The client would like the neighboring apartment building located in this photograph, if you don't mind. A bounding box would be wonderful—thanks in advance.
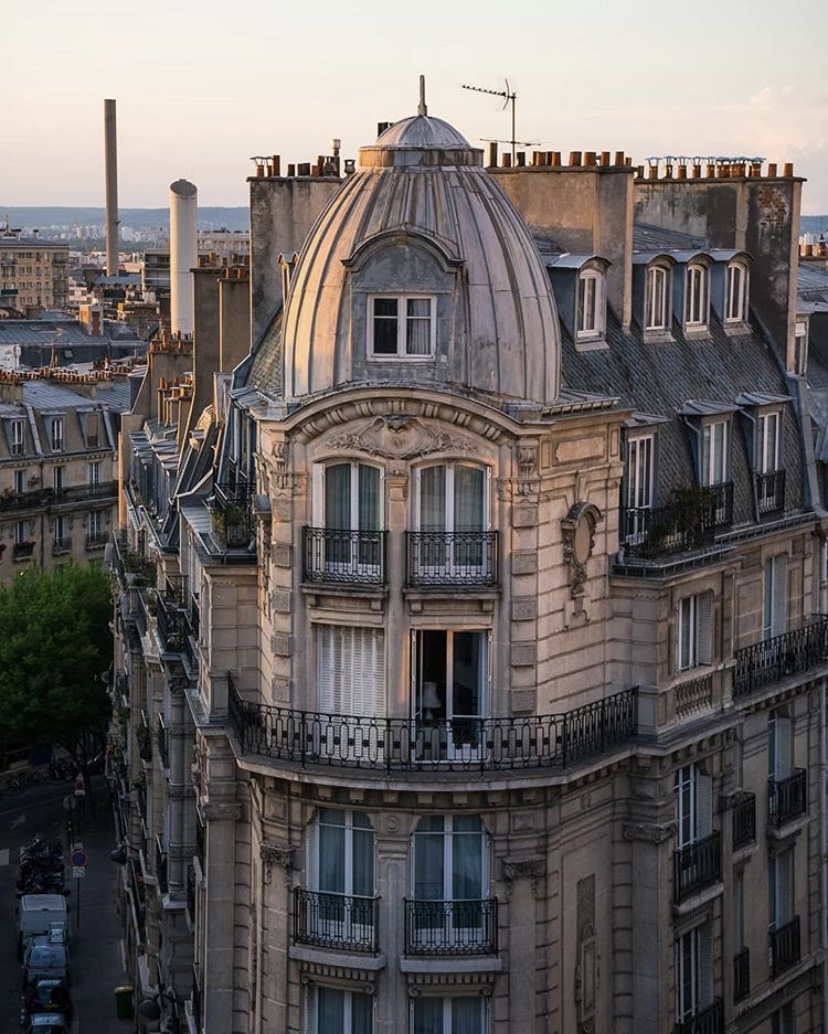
[110,100,828,1034]
[0,231,69,311]
[0,368,130,577]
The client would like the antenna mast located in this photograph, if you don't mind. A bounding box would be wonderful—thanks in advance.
[462,80,517,162]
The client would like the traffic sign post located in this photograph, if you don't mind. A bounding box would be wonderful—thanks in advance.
[71,849,87,929]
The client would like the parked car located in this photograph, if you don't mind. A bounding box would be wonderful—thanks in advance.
[19,1012,69,1034]
[23,976,72,1020]
[22,944,69,991]
[22,926,68,970]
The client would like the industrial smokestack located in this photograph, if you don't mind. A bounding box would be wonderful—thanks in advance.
[104,99,119,277]
[170,179,198,336]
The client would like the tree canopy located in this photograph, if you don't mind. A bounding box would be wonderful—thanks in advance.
[0,563,113,760]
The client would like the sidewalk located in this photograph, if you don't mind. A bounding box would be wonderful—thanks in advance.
[68,778,136,1032]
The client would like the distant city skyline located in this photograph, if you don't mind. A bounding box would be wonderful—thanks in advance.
[6,0,828,212]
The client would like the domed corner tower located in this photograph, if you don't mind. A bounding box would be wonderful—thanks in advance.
[279,94,562,407]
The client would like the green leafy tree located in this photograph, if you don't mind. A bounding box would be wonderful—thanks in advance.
[0,563,113,765]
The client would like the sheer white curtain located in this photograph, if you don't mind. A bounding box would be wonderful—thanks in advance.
[453,467,484,532]
[406,298,432,355]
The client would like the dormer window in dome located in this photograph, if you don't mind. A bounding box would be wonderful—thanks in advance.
[369,294,435,358]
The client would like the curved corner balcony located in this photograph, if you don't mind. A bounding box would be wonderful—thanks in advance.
[227,681,638,774]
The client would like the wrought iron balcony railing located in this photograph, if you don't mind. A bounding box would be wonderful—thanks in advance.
[621,483,733,560]
[756,469,786,515]
[293,888,379,953]
[228,682,637,773]
[674,831,722,902]
[12,541,35,560]
[733,947,750,1003]
[405,531,499,587]
[52,537,72,555]
[86,531,109,548]
[732,793,756,850]
[186,864,196,925]
[157,713,169,770]
[155,834,169,895]
[211,482,253,548]
[769,916,800,978]
[404,898,498,956]
[674,999,724,1034]
[303,527,387,585]
[768,769,807,827]
[733,617,828,698]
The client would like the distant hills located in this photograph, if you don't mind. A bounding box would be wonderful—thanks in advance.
[0,207,249,232]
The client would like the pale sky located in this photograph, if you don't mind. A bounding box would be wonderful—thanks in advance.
[5,0,828,213]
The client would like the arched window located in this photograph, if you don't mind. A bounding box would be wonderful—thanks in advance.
[576,268,605,339]
[645,265,671,331]
[685,264,709,328]
[726,261,749,323]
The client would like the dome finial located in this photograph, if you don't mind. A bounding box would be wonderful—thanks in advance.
[418,74,427,117]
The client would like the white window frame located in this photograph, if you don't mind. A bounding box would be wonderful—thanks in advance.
[13,469,26,495]
[50,417,64,452]
[88,510,103,539]
[675,924,713,1023]
[410,996,486,1034]
[677,592,713,672]
[701,420,729,487]
[685,263,709,329]
[14,520,29,546]
[87,461,101,488]
[412,463,491,580]
[53,465,65,492]
[312,462,383,577]
[10,419,24,456]
[412,629,490,761]
[305,809,376,948]
[411,815,490,951]
[763,556,787,641]
[757,410,781,475]
[54,514,68,548]
[624,434,654,545]
[368,294,435,359]
[769,847,794,929]
[306,985,374,1034]
[674,763,713,848]
[768,709,793,782]
[726,261,749,323]
[645,265,671,331]
[576,269,605,339]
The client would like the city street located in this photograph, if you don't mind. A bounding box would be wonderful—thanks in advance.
[0,775,136,1032]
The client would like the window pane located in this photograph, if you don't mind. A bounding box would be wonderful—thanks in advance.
[326,465,351,529]
[452,998,482,1034]
[420,467,446,530]
[358,465,380,531]
[412,998,443,1034]
[414,832,445,900]
[352,826,374,897]
[406,298,432,355]
[352,992,374,1034]
[373,298,398,354]
[452,828,482,900]
[318,988,345,1034]
[453,467,484,531]
[319,822,345,893]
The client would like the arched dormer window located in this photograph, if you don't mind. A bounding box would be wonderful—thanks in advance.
[685,263,710,330]
[576,267,606,340]
[645,264,671,331]
[726,261,749,323]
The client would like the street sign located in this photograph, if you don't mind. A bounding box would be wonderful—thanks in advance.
[70,849,87,867]
[72,866,86,879]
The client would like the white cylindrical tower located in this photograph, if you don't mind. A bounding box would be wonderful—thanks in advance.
[170,179,198,336]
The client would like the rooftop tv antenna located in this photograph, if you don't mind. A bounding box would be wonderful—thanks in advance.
[462,80,518,162]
